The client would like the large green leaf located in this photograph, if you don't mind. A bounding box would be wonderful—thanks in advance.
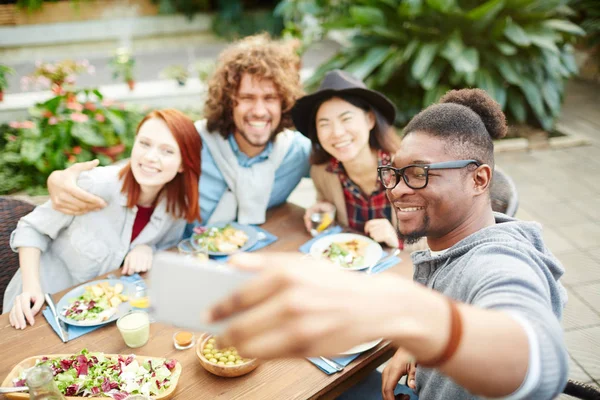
[467,0,506,31]
[495,41,518,55]
[504,19,531,46]
[495,57,522,84]
[398,0,423,17]
[420,61,445,90]
[440,31,464,61]
[452,47,480,74]
[519,78,552,130]
[105,110,127,135]
[423,84,450,107]
[349,6,385,26]
[345,46,394,80]
[411,42,440,80]
[506,89,527,123]
[559,45,578,75]
[20,139,46,163]
[425,0,456,13]
[373,50,407,86]
[541,80,561,117]
[475,70,507,108]
[542,19,586,35]
[526,28,560,53]
[71,123,107,146]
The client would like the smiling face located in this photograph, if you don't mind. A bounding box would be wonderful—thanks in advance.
[232,74,282,153]
[130,117,183,190]
[388,133,478,245]
[315,97,375,163]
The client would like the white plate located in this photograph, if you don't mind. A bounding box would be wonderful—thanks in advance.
[309,233,383,271]
[339,338,383,355]
[57,279,133,327]
[191,222,258,256]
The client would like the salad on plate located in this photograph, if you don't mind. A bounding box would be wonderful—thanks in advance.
[322,239,368,268]
[12,349,180,399]
[193,224,250,253]
[62,282,128,324]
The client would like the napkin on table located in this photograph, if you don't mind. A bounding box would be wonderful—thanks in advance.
[307,353,363,375]
[43,273,144,341]
[211,225,277,262]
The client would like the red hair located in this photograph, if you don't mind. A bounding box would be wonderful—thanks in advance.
[119,109,201,223]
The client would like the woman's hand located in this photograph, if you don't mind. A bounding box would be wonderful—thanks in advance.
[9,287,45,329]
[382,347,417,400]
[303,202,336,233]
[365,219,398,248]
[122,245,153,275]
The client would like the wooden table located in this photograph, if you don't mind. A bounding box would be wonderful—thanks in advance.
[0,203,414,400]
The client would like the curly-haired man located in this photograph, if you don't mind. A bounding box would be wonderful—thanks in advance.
[46,34,311,227]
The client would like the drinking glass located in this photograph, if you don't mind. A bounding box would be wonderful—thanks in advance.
[116,310,150,348]
[129,282,150,310]
[309,204,336,237]
[177,238,209,262]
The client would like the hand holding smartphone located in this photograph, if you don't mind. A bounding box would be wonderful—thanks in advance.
[148,252,255,334]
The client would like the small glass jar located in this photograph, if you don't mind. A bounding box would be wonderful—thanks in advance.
[173,331,195,350]
[26,365,66,399]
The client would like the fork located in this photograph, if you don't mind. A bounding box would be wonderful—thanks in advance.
[366,248,400,275]
[318,356,344,372]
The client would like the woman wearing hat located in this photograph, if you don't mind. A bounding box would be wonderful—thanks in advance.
[292,70,402,248]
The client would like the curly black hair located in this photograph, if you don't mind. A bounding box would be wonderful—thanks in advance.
[403,88,507,168]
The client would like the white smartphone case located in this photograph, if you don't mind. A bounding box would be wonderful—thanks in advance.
[148,251,255,334]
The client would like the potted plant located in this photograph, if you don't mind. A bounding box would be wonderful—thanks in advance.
[160,65,189,86]
[0,65,14,102]
[109,47,136,91]
[21,59,94,95]
[193,60,215,83]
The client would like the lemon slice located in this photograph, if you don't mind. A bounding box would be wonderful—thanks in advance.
[317,214,333,232]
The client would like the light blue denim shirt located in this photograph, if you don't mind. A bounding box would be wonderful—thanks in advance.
[187,130,311,236]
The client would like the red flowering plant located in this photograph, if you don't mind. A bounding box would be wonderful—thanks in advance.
[0,88,145,195]
[21,59,95,95]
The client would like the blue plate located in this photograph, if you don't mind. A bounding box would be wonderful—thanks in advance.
[56,279,133,327]
[191,222,258,256]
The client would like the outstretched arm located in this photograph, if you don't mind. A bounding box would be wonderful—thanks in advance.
[207,252,566,399]
[47,160,107,215]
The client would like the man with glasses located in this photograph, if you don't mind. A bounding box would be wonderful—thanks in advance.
[205,89,568,400]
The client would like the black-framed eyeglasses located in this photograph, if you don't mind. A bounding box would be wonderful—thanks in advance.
[377,160,482,190]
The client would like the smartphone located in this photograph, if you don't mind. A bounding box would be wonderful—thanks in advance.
[148,251,255,334]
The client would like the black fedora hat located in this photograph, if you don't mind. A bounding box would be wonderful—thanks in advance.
[292,69,396,139]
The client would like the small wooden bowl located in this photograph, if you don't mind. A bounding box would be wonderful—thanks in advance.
[195,334,258,378]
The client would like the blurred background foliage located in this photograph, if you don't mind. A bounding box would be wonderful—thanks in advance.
[277,0,585,131]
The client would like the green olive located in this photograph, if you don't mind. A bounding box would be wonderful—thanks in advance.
[209,358,218,363]
[223,351,231,357]
[227,355,236,362]
[208,338,216,344]
[226,361,235,366]
[217,361,225,365]
[205,343,213,350]
[215,353,223,359]
[219,357,228,362]
[235,359,244,365]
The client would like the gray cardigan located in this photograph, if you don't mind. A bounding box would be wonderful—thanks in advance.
[3,166,185,311]
[411,213,568,400]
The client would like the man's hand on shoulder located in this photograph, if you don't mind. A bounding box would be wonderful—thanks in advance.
[47,159,107,215]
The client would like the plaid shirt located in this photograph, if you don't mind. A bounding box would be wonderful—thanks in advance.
[327,150,394,235]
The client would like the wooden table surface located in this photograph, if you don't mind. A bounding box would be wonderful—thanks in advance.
[0,203,414,400]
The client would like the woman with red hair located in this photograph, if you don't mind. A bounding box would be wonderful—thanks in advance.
[5,109,202,330]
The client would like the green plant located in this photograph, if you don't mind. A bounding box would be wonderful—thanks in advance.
[0,89,145,195]
[21,59,94,94]
[160,64,189,85]
[0,65,15,92]
[279,0,585,131]
[109,47,136,83]
[193,60,215,83]
[572,0,600,47]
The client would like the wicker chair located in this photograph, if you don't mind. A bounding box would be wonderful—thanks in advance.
[0,197,35,314]
[563,379,600,399]
[490,167,519,217]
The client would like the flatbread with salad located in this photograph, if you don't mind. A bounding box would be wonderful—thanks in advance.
[192,223,251,254]
[7,349,181,399]
[61,282,129,325]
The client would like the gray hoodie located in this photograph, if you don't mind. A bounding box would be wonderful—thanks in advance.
[411,213,568,400]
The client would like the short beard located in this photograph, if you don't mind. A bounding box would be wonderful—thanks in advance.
[237,123,280,148]
[397,214,430,245]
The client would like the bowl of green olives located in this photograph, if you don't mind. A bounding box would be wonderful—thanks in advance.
[196,334,258,377]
